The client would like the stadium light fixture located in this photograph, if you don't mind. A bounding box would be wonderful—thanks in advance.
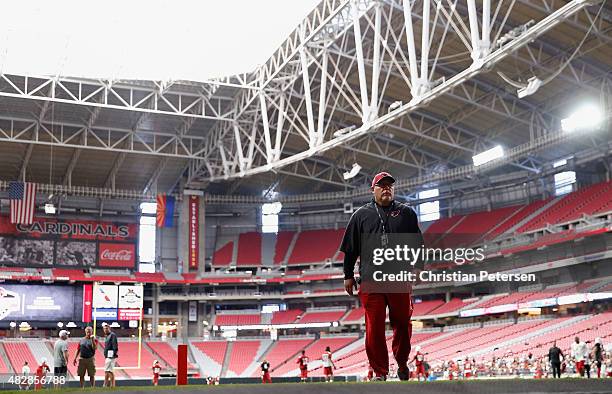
[517,76,542,98]
[110,322,121,328]
[472,145,504,167]
[561,103,603,132]
[333,125,356,138]
[343,163,362,180]
[66,322,77,328]
[45,203,56,214]
[57,322,64,328]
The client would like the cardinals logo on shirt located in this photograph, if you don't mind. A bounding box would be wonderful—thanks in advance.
[0,287,20,320]
[390,210,400,217]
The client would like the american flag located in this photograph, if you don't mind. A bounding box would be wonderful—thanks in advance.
[8,182,37,225]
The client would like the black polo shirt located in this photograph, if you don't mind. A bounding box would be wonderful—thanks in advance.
[340,199,423,280]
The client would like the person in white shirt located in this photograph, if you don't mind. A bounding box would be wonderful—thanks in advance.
[321,347,336,382]
[571,336,588,377]
[20,361,31,390]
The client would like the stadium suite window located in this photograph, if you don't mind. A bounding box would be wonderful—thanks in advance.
[417,189,440,222]
[139,203,157,270]
[554,171,576,196]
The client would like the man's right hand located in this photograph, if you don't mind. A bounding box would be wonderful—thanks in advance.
[344,278,356,296]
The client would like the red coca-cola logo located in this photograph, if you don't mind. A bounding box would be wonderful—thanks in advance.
[101,249,132,260]
[99,243,135,267]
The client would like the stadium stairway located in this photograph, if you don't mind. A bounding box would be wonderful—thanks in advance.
[27,341,53,368]
[231,240,239,266]
[4,342,39,376]
[113,340,164,379]
[239,339,273,377]
[261,313,273,325]
[511,197,563,234]
[147,341,187,371]
[250,341,296,377]
[478,205,527,242]
[281,232,299,266]
[261,233,276,267]
[263,338,315,377]
[220,341,233,377]
[426,215,466,247]
[189,340,227,378]
[0,343,12,374]
[457,294,501,311]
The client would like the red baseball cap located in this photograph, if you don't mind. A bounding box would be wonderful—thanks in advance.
[371,172,395,188]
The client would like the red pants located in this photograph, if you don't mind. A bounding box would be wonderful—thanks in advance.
[359,292,413,377]
[153,374,159,385]
[262,372,271,383]
[576,360,585,376]
[300,369,308,379]
[416,363,426,376]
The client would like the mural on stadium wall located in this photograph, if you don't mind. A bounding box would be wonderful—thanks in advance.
[0,216,138,269]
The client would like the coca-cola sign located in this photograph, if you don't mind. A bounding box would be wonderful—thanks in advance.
[101,249,132,261]
[98,243,136,268]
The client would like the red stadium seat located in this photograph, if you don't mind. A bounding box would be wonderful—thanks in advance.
[273,231,296,265]
[212,241,234,266]
[270,309,303,325]
[287,229,344,265]
[236,232,262,266]
[297,309,346,324]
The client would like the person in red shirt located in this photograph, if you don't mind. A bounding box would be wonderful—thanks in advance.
[321,347,336,382]
[296,350,309,382]
[411,346,426,381]
[34,359,50,390]
[152,360,162,386]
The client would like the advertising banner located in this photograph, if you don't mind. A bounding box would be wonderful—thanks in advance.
[99,243,136,268]
[188,196,199,270]
[92,285,119,309]
[0,216,138,269]
[0,284,79,321]
[118,285,144,309]
[92,308,118,321]
[82,284,93,323]
[188,301,197,322]
[118,309,143,320]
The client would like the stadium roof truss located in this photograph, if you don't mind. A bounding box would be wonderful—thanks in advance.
[0,0,610,202]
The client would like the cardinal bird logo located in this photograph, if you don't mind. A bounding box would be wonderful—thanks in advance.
[391,210,400,217]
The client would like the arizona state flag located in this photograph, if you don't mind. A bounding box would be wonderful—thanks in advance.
[156,195,175,228]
